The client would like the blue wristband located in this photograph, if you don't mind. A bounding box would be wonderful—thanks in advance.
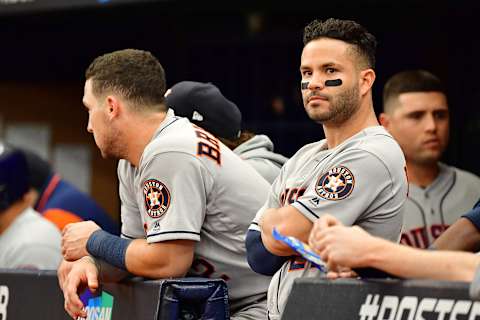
[86,230,132,270]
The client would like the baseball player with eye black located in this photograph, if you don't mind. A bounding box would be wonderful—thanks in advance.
[58,49,272,320]
[245,18,408,319]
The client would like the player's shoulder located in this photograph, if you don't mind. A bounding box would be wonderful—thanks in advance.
[447,164,480,187]
[289,140,326,161]
[138,116,202,169]
[355,126,401,151]
[352,126,404,166]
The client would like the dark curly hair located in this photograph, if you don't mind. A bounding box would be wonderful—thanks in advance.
[303,18,377,69]
[85,49,167,111]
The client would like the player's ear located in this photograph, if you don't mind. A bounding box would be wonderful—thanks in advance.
[106,95,120,120]
[378,113,390,128]
[359,69,375,96]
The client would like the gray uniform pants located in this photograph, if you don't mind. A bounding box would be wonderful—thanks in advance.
[230,293,267,320]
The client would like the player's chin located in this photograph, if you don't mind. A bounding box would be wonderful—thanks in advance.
[418,149,442,163]
[98,147,113,159]
[306,110,331,123]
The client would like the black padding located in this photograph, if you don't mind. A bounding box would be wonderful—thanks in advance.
[158,278,229,320]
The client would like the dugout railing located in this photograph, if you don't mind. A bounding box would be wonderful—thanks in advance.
[0,269,476,319]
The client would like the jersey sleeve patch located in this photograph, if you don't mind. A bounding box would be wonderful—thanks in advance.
[143,179,171,218]
[315,166,355,201]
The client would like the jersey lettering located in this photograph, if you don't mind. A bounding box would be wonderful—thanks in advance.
[190,258,230,281]
[431,224,448,239]
[195,130,220,149]
[288,257,307,271]
[280,188,306,206]
[404,166,409,197]
[288,257,323,272]
[195,128,222,165]
[401,224,449,248]
[0,286,8,320]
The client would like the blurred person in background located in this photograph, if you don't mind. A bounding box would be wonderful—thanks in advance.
[0,145,61,269]
[20,148,118,234]
[165,81,288,184]
[380,70,480,248]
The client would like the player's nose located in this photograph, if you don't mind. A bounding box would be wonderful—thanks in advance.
[87,116,93,133]
[424,113,437,133]
[307,74,325,91]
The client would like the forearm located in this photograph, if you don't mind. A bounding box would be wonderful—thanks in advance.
[433,218,480,252]
[125,239,193,279]
[367,239,480,281]
[260,208,297,256]
[87,230,193,279]
[93,258,131,282]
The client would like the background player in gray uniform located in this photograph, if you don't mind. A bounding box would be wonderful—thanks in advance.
[58,49,272,320]
[0,145,62,269]
[245,18,408,319]
[380,70,480,248]
[165,81,288,184]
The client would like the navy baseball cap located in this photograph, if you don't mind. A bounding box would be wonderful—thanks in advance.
[0,145,29,211]
[165,81,242,140]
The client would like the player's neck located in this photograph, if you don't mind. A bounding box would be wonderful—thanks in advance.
[406,161,440,188]
[0,200,29,235]
[323,103,378,149]
[124,111,167,167]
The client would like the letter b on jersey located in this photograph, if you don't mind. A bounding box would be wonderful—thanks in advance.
[0,286,8,320]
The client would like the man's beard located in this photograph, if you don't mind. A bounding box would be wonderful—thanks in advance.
[99,127,126,160]
[307,84,361,125]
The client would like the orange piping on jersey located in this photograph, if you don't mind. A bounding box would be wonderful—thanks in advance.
[43,208,83,231]
[36,173,61,212]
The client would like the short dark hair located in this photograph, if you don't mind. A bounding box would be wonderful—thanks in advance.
[383,70,445,113]
[85,49,167,111]
[303,18,377,69]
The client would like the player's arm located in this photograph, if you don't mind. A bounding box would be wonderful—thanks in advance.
[367,241,480,281]
[259,205,313,256]
[432,218,480,251]
[126,238,194,277]
[246,166,294,274]
[246,221,292,275]
[433,203,480,251]
[87,230,194,278]
[311,215,480,281]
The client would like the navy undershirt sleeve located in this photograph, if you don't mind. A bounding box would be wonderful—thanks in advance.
[245,229,290,276]
[462,200,480,231]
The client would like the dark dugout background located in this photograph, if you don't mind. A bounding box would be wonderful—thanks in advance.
[0,0,476,214]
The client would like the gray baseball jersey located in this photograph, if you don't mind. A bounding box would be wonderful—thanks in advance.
[401,163,480,248]
[248,126,408,319]
[0,207,62,269]
[118,109,272,303]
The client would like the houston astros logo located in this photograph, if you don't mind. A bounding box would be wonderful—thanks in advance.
[315,166,355,200]
[143,179,171,218]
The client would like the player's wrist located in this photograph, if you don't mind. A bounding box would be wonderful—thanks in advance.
[362,236,389,268]
[86,229,132,271]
